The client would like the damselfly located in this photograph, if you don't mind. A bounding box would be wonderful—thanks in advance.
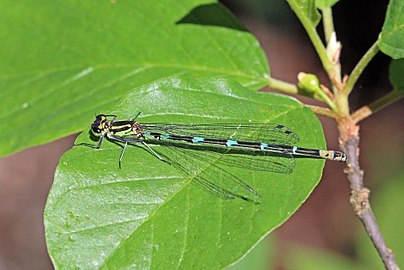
[78,114,347,203]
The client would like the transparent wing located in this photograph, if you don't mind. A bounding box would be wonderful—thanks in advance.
[158,145,261,203]
[141,123,300,145]
[218,148,295,174]
[149,140,296,203]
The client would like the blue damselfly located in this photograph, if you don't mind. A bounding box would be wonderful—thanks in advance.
[78,114,347,203]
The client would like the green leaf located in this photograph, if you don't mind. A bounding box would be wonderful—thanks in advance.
[379,0,404,59]
[389,59,404,91]
[315,0,339,9]
[45,76,327,269]
[226,237,273,270]
[287,0,321,28]
[0,0,268,157]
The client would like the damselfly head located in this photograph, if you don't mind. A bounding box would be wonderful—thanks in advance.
[91,114,108,137]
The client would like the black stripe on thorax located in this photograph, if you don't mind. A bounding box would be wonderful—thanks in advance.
[110,123,133,134]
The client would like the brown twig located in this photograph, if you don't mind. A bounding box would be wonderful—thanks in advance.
[352,91,404,123]
[338,118,399,270]
[307,105,338,119]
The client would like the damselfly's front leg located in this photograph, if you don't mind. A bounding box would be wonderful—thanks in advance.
[107,134,170,168]
[75,132,106,149]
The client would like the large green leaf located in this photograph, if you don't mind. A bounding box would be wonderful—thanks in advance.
[0,0,268,157]
[45,76,327,269]
[379,0,404,59]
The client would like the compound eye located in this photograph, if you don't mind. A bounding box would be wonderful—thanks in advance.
[91,126,102,136]
[95,114,106,121]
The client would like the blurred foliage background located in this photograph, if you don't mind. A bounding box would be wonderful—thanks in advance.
[222,0,403,269]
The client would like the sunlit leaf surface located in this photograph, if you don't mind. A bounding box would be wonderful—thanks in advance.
[45,77,327,269]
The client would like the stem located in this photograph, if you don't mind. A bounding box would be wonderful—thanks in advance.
[343,40,380,96]
[307,105,338,119]
[289,2,398,267]
[267,77,298,94]
[315,89,338,112]
[287,1,334,78]
[306,26,334,79]
[335,92,350,116]
[321,7,334,44]
[352,90,404,123]
[339,119,399,270]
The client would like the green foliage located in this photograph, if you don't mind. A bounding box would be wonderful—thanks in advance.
[315,0,339,9]
[379,0,404,59]
[0,0,268,157]
[287,0,321,27]
[44,76,327,269]
[285,246,369,270]
[389,59,404,91]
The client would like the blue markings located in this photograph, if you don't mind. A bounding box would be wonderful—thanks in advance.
[192,137,205,143]
[162,134,170,140]
[260,143,268,150]
[226,140,238,147]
